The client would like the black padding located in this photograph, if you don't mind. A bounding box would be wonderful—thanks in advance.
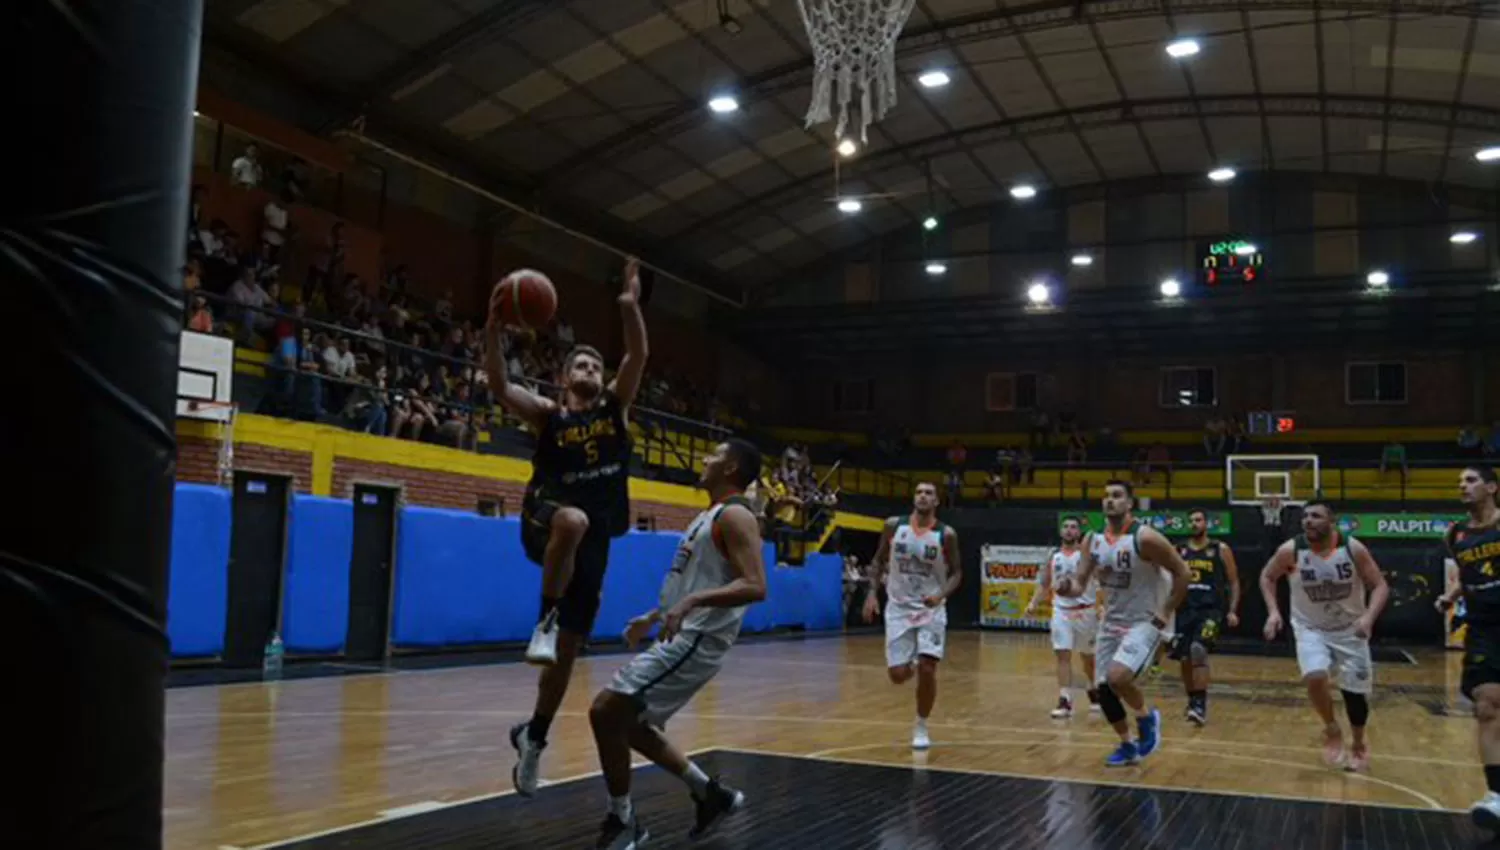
[5,2,203,846]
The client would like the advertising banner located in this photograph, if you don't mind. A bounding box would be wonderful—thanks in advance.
[980,544,1052,630]
[1061,510,1232,537]
[1335,513,1462,540]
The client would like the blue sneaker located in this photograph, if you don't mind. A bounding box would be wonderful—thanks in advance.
[1105,741,1140,767]
[1135,708,1162,758]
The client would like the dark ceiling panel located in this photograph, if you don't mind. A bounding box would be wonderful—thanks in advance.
[208,0,1498,297]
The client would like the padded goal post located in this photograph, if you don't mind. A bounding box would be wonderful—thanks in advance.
[1225,454,1321,507]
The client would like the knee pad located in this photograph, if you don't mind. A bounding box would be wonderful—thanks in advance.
[1189,641,1210,667]
[1097,683,1127,724]
[1342,690,1370,727]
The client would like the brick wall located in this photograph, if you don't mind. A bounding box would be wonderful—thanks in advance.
[177,435,701,530]
[179,437,314,492]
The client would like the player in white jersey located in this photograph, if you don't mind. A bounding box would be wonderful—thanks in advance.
[863,481,962,750]
[1026,515,1101,718]
[586,439,765,850]
[1261,501,1388,773]
[1056,480,1190,767]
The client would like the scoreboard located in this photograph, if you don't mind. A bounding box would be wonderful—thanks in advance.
[1247,411,1296,436]
[1201,239,1265,285]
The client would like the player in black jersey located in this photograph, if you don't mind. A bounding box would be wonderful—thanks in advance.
[484,257,648,798]
[1167,508,1241,726]
[1436,466,1500,831]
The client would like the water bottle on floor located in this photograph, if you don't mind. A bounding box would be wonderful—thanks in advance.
[263,631,285,681]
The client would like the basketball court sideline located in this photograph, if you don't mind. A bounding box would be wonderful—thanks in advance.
[166,631,1493,849]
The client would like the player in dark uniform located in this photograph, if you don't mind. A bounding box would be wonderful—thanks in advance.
[484,256,648,798]
[1168,508,1241,726]
[1436,466,1500,830]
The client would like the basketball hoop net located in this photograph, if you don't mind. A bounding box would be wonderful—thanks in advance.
[796,0,918,143]
[1260,496,1283,528]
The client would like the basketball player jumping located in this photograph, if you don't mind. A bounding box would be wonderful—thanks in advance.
[1056,480,1190,767]
[1168,508,1241,726]
[1025,515,1101,718]
[484,256,648,796]
[863,482,962,750]
[1435,467,1500,830]
[1261,502,1388,772]
[586,439,765,849]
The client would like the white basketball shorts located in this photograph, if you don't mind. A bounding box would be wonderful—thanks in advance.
[1050,604,1099,654]
[1293,625,1374,695]
[886,603,947,667]
[1094,620,1163,685]
[607,631,732,727]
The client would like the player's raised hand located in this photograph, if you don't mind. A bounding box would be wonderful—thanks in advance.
[1263,611,1283,641]
[619,256,641,305]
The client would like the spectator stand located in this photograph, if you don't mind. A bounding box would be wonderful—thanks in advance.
[190,290,740,488]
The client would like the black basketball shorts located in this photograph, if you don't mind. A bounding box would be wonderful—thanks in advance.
[1168,608,1222,661]
[1462,627,1500,700]
[520,498,613,637]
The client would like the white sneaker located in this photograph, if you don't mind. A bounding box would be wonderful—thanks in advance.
[1472,791,1500,832]
[510,721,544,796]
[911,720,931,750]
[525,611,558,666]
[1050,696,1074,719]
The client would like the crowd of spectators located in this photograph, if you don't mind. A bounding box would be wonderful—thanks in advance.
[184,142,735,454]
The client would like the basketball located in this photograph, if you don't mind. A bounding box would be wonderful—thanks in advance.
[490,268,557,330]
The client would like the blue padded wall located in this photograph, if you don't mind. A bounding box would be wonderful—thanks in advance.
[281,495,354,653]
[391,509,539,647]
[166,484,231,657]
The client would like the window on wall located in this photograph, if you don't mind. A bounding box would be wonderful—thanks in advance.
[986,373,1040,411]
[832,377,875,414]
[1159,367,1217,408]
[1346,361,1407,405]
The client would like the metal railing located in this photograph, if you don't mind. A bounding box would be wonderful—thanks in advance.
[187,290,733,470]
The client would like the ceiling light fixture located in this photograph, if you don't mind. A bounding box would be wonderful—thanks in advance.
[1476,146,1500,163]
[1451,231,1479,245]
[1010,184,1038,200]
[836,138,858,157]
[707,95,739,114]
[926,262,947,276]
[1234,243,1257,256]
[1071,254,1093,267]
[1208,166,1237,183]
[1160,278,1182,297]
[1366,270,1390,287]
[918,70,951,88]
[922,216,939,231]
[1166,39,1201,59]
[1027,282,1051,304]
[837,198,862,213]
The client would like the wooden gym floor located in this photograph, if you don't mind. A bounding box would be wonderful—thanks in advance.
[165,631,1494,849]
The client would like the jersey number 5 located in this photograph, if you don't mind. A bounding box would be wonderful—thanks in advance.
[585,439,599,465]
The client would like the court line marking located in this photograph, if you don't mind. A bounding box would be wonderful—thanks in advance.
[240,745,718,850]
[716,745,1460,815]
[167,707,1482,769]
[797,739,1447,811]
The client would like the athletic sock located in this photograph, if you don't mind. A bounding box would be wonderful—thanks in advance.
[1190,689,1208,708]
[682,761,712,798]
[527,713,553,744]
[1486,765,1500,794]
[1060,688,1072,701]
[538,596,560,624]
[609,795,633,822]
